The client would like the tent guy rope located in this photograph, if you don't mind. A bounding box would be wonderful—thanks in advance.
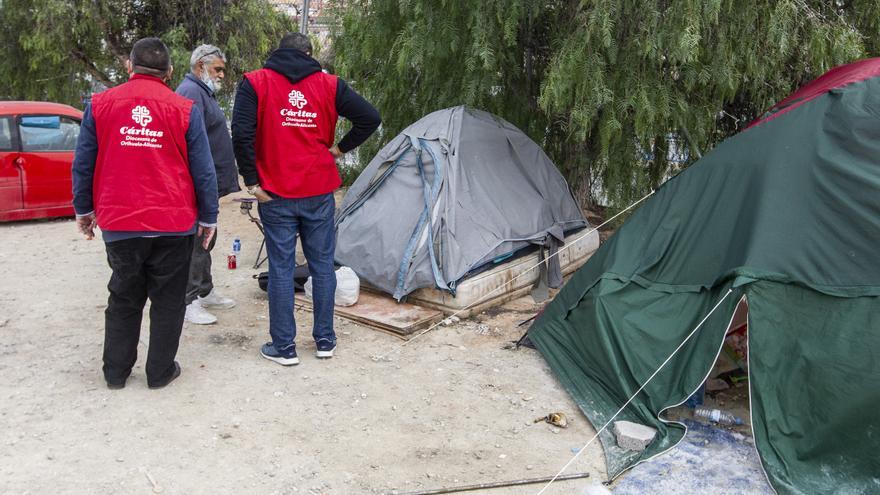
[534,288,735,495]
[399,189,657,348]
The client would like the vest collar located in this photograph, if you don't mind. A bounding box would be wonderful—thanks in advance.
[129,73,171,87]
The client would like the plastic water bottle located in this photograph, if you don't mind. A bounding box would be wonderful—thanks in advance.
[694,406,743,425]
[232,237,241,256]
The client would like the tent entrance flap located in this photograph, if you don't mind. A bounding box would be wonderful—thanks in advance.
[393,138,447,299]
[530,281,742,478]
[334,142,429,297]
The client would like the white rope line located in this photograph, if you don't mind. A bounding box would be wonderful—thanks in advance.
[533,288,734,494]
[399,189,656,348]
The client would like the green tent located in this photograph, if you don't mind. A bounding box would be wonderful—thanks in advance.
[529,59,880,494]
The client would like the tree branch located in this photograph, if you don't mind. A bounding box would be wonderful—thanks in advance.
[92,0,130,66]
[70,49,116,88]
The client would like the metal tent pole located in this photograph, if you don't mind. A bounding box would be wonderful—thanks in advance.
[393,472,591,495]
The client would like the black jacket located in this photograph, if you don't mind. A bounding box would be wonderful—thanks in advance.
[231,48,381,187]
[176,73,240,196]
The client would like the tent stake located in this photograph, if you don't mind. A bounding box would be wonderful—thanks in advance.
[392,472,590,495]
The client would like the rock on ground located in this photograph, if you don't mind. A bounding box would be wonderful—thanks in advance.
[613,421,657,452]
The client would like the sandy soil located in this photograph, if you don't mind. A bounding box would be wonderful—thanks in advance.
[0,196,607,495]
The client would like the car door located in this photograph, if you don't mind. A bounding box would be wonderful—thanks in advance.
[0,116,22,212]
[17,114,81,209]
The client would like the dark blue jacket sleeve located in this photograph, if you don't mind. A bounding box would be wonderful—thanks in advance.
[186,107,219,225]
[176,81,207,115]
[231,78,260,187]
[71,105,98,215]
[335,78,381,153]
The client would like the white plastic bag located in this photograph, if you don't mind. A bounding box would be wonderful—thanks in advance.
[334,266,360,306]
[304,277,313,299]
[303,266,360,307]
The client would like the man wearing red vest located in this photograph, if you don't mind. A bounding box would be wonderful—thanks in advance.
[72,38,219,389]
[232,33,380,366]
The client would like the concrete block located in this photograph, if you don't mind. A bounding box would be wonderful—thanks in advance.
[613,421,657,452]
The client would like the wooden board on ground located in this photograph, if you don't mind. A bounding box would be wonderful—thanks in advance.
[295,291,443,339]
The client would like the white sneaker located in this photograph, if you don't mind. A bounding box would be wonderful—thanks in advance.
[199,289,235,309]
[185,300,218,325]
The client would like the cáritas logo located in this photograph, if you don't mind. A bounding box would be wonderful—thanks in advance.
[120,104,164,146]
[280,89,318,126]
[288,90,308,109]
[131,105,153,127]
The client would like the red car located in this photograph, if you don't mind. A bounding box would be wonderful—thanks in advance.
[0,101,83,222]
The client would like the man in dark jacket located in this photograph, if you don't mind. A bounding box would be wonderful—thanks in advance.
[72,37,218,389]
[232,33,380,366]
[176,44,239,325]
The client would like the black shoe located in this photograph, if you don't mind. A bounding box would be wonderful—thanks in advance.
[148,362,181,389]
[106,379,126,390]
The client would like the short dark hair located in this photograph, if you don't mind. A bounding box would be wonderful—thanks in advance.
[279,33,312,55]
[130,37,171,74]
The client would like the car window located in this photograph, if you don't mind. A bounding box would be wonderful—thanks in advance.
[19,115,80,152]
[0,118,13,151]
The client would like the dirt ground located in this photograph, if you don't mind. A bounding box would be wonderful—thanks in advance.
[0,196,609,495]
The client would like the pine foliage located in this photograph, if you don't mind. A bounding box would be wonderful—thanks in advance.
[0,0,293,111]
[335,0,880,209]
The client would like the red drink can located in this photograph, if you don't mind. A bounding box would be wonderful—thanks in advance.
[227,254,237,269]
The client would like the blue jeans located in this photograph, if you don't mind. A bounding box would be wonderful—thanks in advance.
[258,192,337,350]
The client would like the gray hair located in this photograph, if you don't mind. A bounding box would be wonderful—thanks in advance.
[190,44,226,69]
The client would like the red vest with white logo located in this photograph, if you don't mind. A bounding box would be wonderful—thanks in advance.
[90,74,196,232]
[244,69,340,198]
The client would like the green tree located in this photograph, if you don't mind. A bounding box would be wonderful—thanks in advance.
[540,0,879,207]
[335,1,548,186]
[335,0,880,209]
[0,0,293,110]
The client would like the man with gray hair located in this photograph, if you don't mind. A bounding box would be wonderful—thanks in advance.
[176,44,240,324]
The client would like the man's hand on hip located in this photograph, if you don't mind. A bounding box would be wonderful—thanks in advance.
[248,184,273,203]
[253,188,273,203]
[197,225,216,250]
[329,145,344,160]
[76,213,97,240]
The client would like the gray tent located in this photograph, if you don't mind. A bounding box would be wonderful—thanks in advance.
[335,106,588,300]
